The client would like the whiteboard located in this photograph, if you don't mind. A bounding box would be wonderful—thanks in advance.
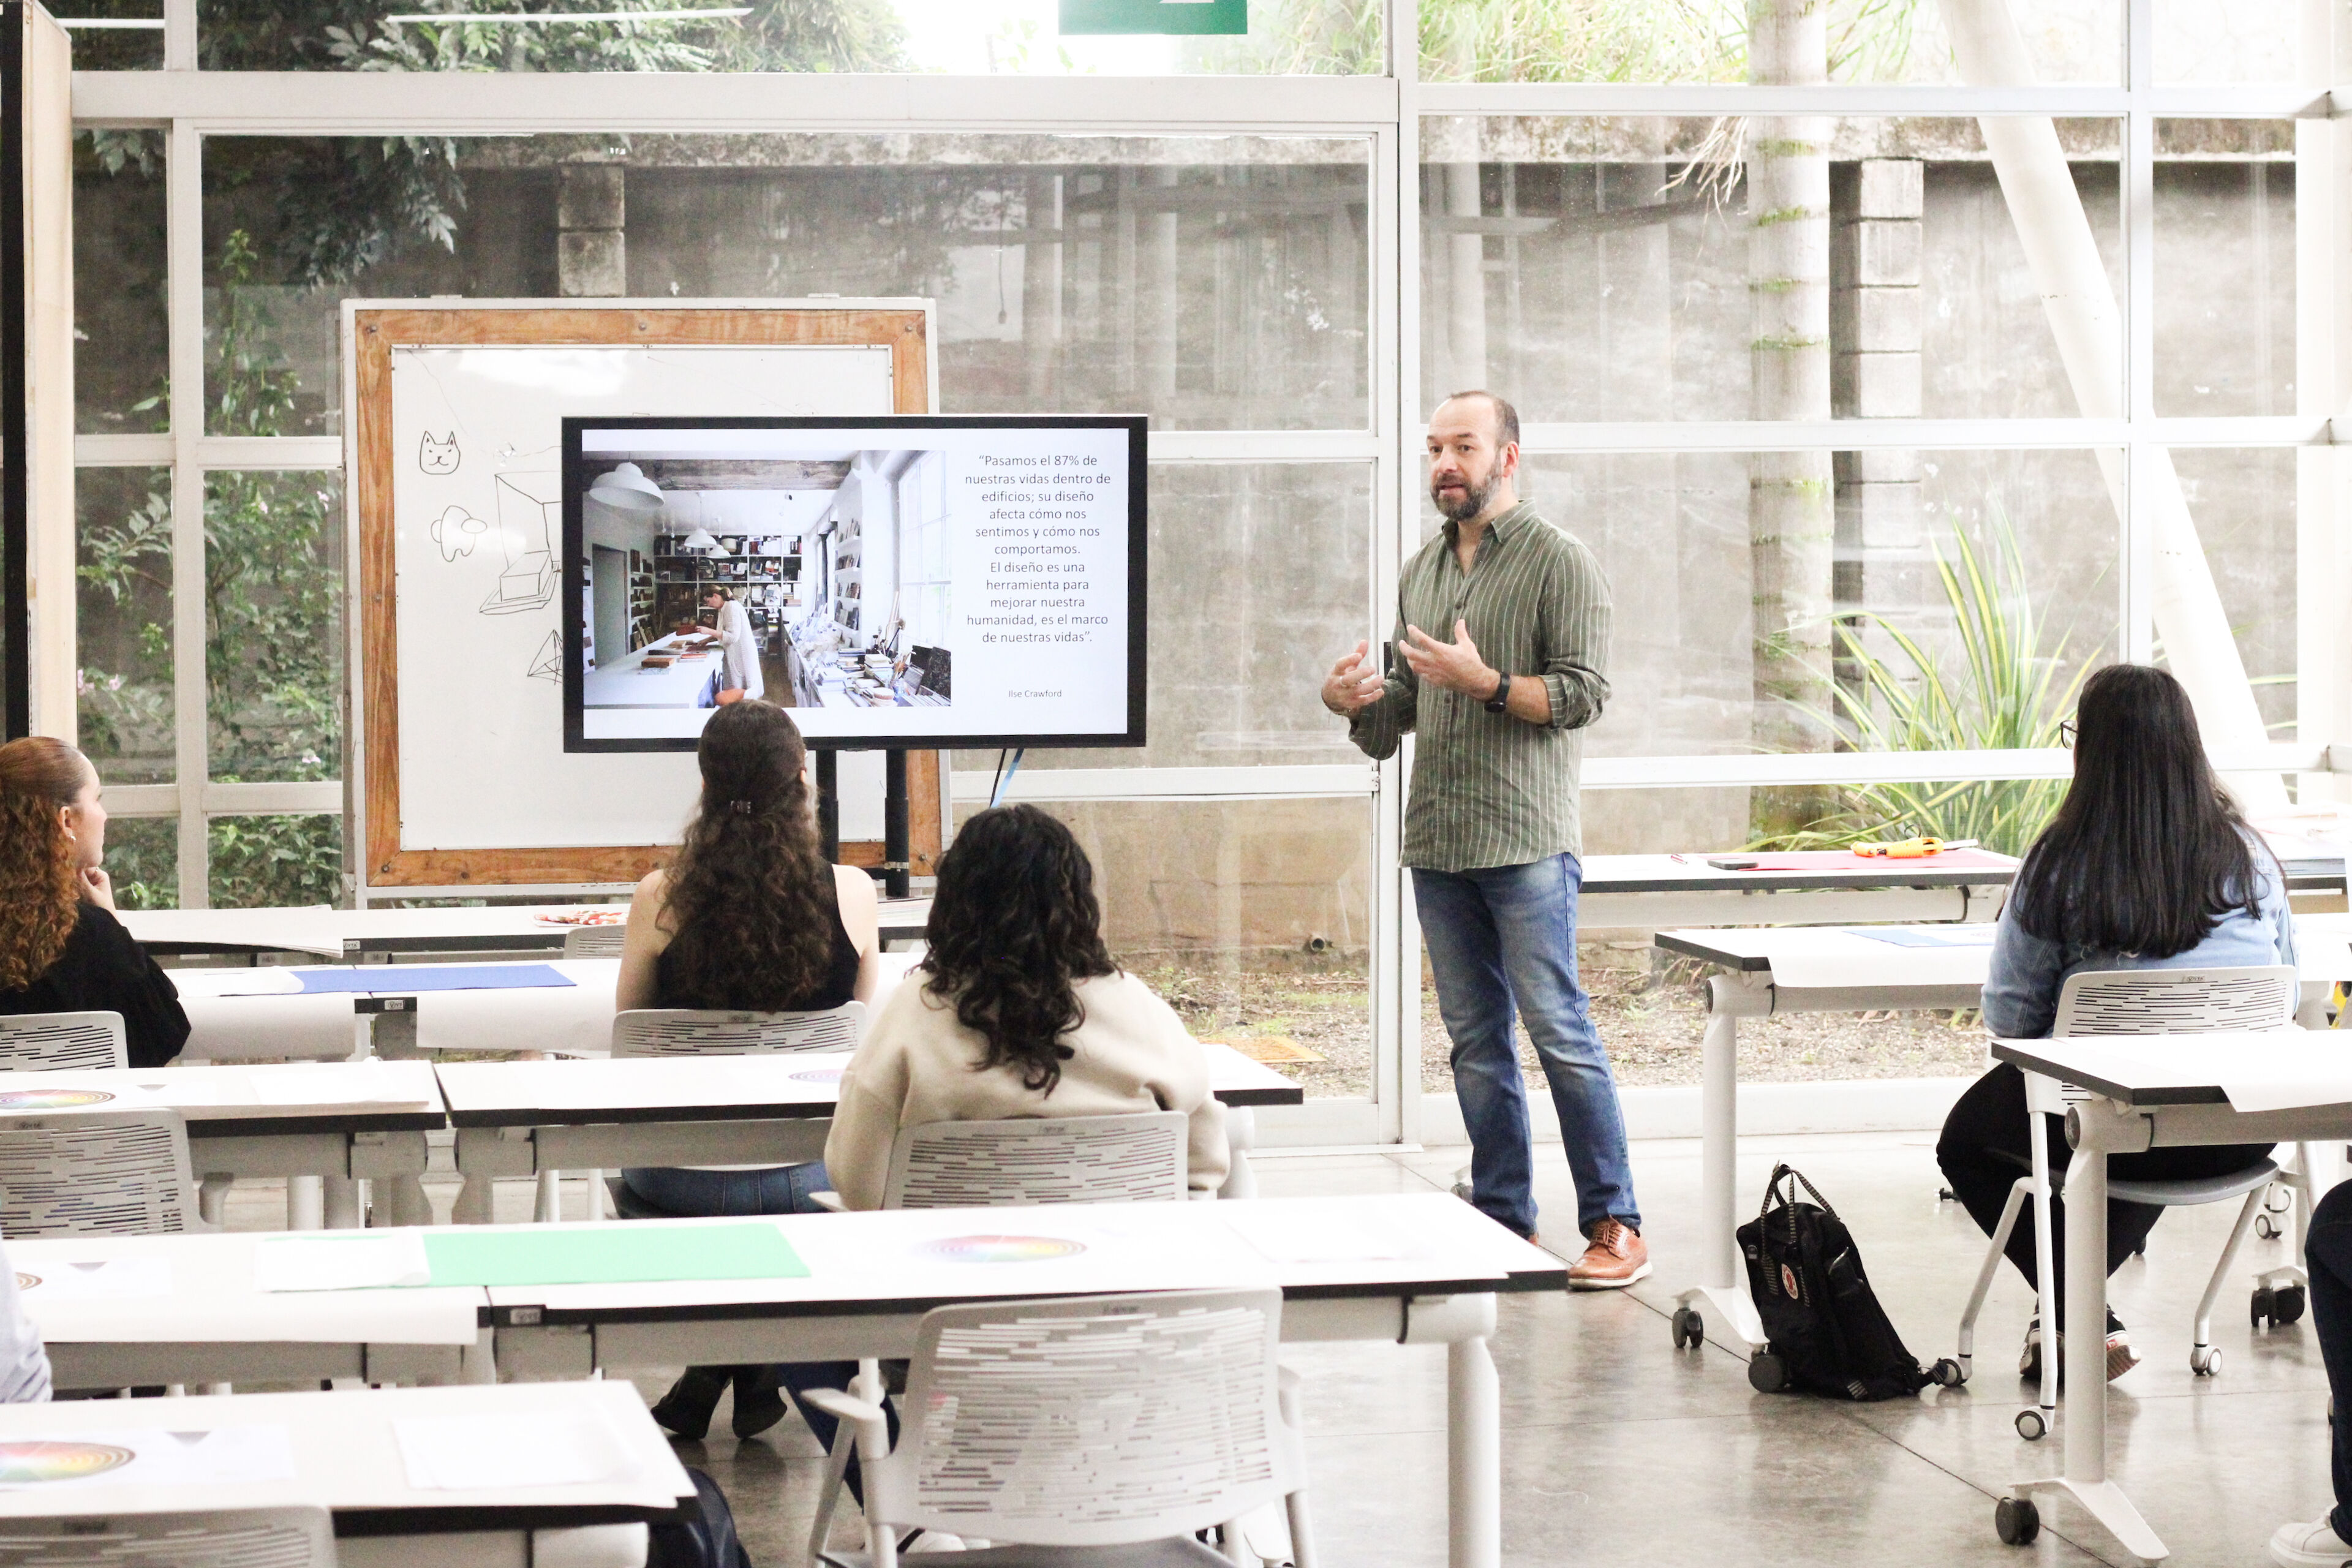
[378,334,899,854]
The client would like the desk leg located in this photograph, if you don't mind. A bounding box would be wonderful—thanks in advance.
[1446,1335,1499,1568]
[2007,1140,2168,1561]
[287,1175,323,1231]
[1220,1108,1257,1200]
[323,1175,362,1231]
[1675,975,1766,1352]
[197,1174,233,1229]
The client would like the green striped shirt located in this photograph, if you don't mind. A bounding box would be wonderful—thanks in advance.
[1348,502,1611,872]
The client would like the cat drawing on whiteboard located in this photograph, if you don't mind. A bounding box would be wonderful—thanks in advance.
[418,432,461,475]
[429,504,488,562]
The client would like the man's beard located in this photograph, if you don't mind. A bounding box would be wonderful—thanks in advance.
[1431,471,1494,523]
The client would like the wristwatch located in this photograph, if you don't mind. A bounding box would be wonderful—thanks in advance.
[1482,671,1512,714]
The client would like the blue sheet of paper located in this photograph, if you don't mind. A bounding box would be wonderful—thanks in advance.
[293,964,576,994]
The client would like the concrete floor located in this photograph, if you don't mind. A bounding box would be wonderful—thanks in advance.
[217,1134,2343,1565]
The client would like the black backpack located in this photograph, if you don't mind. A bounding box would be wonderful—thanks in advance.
[1737,1164,1938,1401]
[647,1467,754,1568]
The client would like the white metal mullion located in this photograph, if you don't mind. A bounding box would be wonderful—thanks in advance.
[1412,82,2324,118]
[1377,0,1417,1147]
[2122,0,2157,666]
[2297,0,2343,802]
[165,120,208,907]
[160,0,192,72]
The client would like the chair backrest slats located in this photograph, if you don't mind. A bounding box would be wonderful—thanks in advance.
[0,1111,198,1237]
[562,924,629,959]
[0,1012,126,1073]
[883,1112,1190,1209]
[2053,965,2299,1037]
[876,1288,1291,1547]
[611,1003,864,1058]
[0,1506,333,1567]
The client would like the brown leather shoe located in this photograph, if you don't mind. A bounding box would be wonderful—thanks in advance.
[1567,1219,1651,1290]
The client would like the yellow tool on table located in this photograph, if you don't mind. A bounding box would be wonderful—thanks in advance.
[1852,836,1980,859]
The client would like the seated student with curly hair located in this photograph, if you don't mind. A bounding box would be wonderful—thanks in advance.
[0,736,186,1068]
[612,700,880,1442]
[782,804,1228,1513]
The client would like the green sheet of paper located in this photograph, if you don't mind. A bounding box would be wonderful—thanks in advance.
[423,1224,809,1287]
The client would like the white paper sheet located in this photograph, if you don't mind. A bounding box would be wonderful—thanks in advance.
[2215,1039,2352,1112]
[180,994,359,1063]
[247,1062,429,1107]
[15,1257,172,1302]
[168,969,306,1000]
[392,1411,632,1491]
[1221,1207,1406,1264]
[0,1426,295,1488]
[254,1231,431,1293]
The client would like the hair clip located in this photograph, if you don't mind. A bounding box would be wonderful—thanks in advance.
[729,799,755,815]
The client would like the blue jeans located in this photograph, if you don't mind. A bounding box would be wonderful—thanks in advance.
[620,1162,832,1215]
[1413,853,1639,1241]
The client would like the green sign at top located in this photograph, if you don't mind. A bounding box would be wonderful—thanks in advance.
[1058,0,1247,35]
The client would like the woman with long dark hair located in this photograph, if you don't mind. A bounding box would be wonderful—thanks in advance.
[613,699,878,1439]
[1938,663,2292,1383]
[0,737,186,1068]
[824,802,1228,1207]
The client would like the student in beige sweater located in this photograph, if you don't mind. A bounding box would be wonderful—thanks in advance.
[824,802,1229,1207]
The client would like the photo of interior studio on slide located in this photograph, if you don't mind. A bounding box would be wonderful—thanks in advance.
[579,447,952,714]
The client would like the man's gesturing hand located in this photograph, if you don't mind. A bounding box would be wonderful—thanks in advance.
[1399,620,1499,699]
[1322,640,1387,716]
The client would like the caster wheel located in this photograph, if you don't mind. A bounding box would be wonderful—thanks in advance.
[1928,1358,1966,1388]
[2190,1345,2222,1376]
[1747,1352,1789,1393]
[1670,1306,1704,1350]
[2254,1285,2277,1329]
[2277,1285,2308,1325]
[2015,1408,2048,1441]
[1996,1497,2041,1546]
[2257,1213,2280,1240]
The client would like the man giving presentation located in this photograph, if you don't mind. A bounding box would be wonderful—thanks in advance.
[1322,391,1646,1288]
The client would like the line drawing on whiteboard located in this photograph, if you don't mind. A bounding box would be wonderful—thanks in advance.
[419,431,461,474]
[429,503,488,562]
[483,472,558,616]
[526,630,562,682]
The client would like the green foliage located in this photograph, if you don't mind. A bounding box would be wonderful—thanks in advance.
[75,486,175,772]
[1756,514,2097,859]
[103,818,180,913]
[208,815,344,911]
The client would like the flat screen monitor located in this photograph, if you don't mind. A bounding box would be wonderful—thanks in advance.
[563,415,1146,752]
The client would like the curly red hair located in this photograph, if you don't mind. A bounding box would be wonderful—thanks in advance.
[0,738,90,990]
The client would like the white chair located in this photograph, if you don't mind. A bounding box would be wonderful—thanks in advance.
[562,923,629,959]
[886,1110,1192,1209]
[612,1002,865,1058]
[0,1506,334,1567]
[0,1110,201,1237]
[805,1288,1316,1568]
[1953,964,2299,1441]
[566,1002,867,1223]
[0,1012,126,1072]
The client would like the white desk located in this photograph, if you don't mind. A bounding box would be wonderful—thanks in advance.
[434,1041,1306,1218]
[0,1061,444,1227]
[1577,848,2019,929]
[475,1194,1558,1568]
[581,631,722,710]
[0,1382,692,1554]
[1983,1034,2352,1561]
[10,1229,484,1389]
[171,961,620,1062]
[1650,921,2342,1352]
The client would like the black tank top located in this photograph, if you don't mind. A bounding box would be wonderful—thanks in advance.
[651,891,861,1012]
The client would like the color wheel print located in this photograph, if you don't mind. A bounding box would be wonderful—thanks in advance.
[12,1275,33,1292]
[789,1068,842,1084]
[0,1090,113,1111]
[0,1442,134,1483]
[921,1235,1087,1264]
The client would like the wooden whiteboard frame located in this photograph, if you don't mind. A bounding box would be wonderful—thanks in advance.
[347,300,933,894]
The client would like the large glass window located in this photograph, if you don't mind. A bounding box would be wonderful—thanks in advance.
[206,134,1370,435]
[1420,116,2125,423]
[205,472,344,785]
[192,0,1381,75]
[75,469,175,786]
[73,130,168,434]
